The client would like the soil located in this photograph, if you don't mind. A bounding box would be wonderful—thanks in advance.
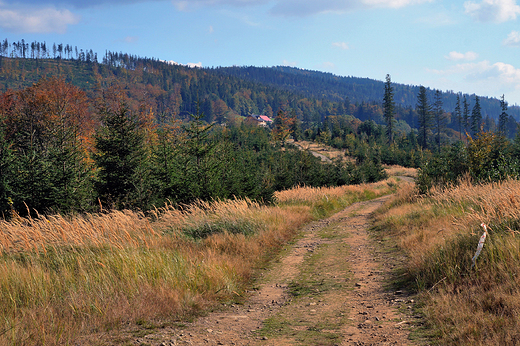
[99,195,419,346]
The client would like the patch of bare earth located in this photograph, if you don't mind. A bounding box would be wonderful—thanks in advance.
[106,196,418,346]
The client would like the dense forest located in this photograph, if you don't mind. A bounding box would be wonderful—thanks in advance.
[0,77,390,217]
[1,39,518,137]
[217,65,520,119]
[2,38,520,218]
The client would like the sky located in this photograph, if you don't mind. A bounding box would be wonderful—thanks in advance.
[1,0,520,106]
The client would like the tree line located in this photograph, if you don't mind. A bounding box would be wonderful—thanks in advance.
[378,75,520,191]
[0,78,386,218]
[2,38,518,145]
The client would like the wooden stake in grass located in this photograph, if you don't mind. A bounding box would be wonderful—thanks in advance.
[471,223,488,269]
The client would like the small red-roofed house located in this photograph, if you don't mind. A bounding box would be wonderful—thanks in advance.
[248,114,273,127]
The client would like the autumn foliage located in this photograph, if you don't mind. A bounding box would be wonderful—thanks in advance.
[0,78,379,217]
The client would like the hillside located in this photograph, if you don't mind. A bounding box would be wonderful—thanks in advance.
[1,46,518,136]
[217,65,520,121]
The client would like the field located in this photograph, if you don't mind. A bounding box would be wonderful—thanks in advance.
[0,178,398,345]
[373,178,520,345]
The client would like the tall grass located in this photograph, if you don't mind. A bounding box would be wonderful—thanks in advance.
[0,179,397,345]
[373,178,520,345]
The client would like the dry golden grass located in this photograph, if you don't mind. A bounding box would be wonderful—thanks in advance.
[288,139,347,160]
[373,179,520,345]
[383,165,418,178]
[275,177,398,205]
[0,210,159,253]
[0,180,398,345]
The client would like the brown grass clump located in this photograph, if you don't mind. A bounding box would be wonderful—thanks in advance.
[0,180,395,345]
[0,210,159,252]
[275,177,398,206]
[384,165,418,178]
[288,139,346,160]
[373,178,520,345]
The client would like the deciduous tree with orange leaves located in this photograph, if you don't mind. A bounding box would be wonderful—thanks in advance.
[0,77,96,215]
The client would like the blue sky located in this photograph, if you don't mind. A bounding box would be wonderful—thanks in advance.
[1,0,520,106]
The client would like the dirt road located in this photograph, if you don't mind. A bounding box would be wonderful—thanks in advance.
[130,195,416,345]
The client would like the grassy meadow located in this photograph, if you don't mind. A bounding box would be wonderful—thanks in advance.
[373,178,520,345]
[0,178,398,345]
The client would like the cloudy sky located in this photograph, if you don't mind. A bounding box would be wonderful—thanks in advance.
[1,0,520,105]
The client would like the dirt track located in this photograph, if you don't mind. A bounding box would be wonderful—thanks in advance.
[124,195,417,345]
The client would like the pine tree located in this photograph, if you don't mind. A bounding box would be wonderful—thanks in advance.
[0,99,14,217]
[2,78,94,214]
[471,96,482,136]
[94,91,147,210]
[416,86,432,149]
[177,107,226,202]
[463,95,470,137]
[498,94,509,136]
[455,94,462,141]
[383,74,395,145]
[433,90,446,153]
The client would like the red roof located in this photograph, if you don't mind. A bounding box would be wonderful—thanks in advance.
[259,115,272,122]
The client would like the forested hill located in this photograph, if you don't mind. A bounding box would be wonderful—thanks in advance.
[0,42,518,131]
[216,65,520,121]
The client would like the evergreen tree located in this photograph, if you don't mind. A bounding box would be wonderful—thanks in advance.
[0,102,14,217]
[455,94,462,140]
[416,86,432,149]
[94,92,148,210]
[1,78,94,214]
[463,95,470,137]
[498,94,509,136]
[433,89,446,153]
[151,116,184,204]
[471,96,482,136]
[383,74,395,145]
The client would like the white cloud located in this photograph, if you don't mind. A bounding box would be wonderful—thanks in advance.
[171,0,430,16]
[0,5,79,33]
[362,0,432,8]
[173,0,267,11]
[464,0,520,23]
[318,61,336,70]
[415,12,457,26]
[332,42,349,50]
[124,36,139,43]
[445,51,479,61]
[503,30,520,46]
[282,59,297,67]
[5,0,431,14]
[187,62,203,68]
[161,60,203,68]
[429,60,520,102]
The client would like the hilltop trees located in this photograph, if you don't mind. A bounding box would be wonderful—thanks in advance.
[455,94,462,141]
[499,94,509,136]
[383,74,395,145]
[433,89,447,153]
[471,96,482,136]
[416,86,432,149]
[463,95,470,137]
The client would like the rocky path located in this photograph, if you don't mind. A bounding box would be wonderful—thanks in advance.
[128,195,416,346]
